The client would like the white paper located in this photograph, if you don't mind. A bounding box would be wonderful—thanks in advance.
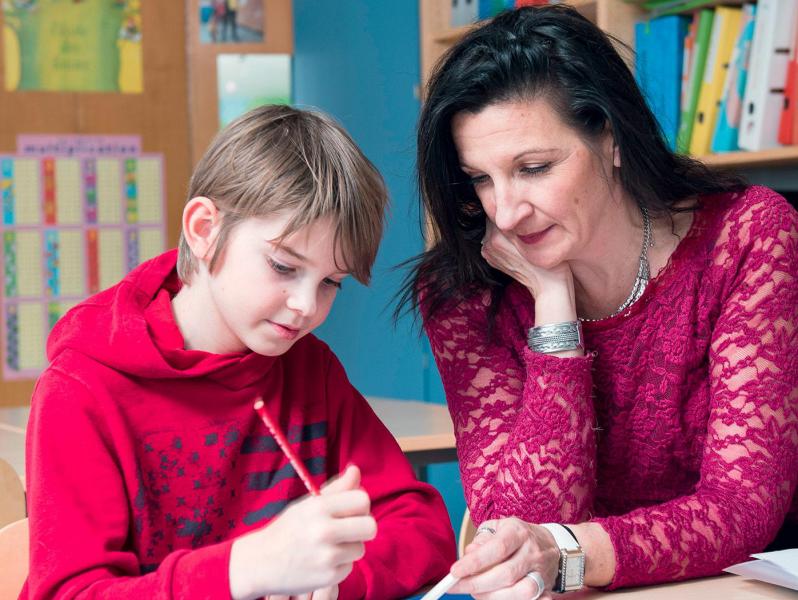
[724,548,798,591]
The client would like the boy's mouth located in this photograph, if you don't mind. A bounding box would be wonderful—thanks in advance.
[268,320,300,340]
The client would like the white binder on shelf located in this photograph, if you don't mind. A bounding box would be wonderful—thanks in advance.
[738,0,798,151]
[451,0,478,27]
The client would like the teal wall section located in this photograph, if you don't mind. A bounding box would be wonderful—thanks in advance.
[292,1,466,531]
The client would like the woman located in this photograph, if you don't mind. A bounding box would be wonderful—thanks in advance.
[404,5,798,599]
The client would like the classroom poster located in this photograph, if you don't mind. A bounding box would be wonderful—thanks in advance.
[2,0,143,93]
[217,53,291,127]
[1,148,166,379]
[199,0,264,44]
[17,134,141,157]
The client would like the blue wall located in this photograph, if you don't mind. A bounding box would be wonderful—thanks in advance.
[293,1,425,401]
[293,1,465,530]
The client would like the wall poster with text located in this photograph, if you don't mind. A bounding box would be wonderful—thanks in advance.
[2,0,143,93]
[1,143,165,379]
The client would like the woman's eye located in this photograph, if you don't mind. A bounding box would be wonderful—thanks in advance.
[521,164,549,176]
[323,278,343,289]
[468,174,489,187]
[268,259,295,275]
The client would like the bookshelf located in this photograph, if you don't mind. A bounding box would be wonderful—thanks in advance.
[420,1,644,90]
[418,0,798,170]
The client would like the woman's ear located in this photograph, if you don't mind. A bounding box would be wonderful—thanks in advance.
[181,197,221,265]
[613,143,621,168]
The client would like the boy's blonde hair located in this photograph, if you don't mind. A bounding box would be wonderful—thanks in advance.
[177,105,388,285]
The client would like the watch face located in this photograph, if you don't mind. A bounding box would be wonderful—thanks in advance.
[562,550,586,591]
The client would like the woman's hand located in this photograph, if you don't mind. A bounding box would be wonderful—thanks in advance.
[230,465,376,600]
[481,221,573,300]
[482,221,577,325]
[449,517,561,600]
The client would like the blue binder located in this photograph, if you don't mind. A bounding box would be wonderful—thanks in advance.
[635,15,691,150]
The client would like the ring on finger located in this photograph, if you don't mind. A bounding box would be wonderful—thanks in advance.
[475,525,496,536]
[525,571,545,600]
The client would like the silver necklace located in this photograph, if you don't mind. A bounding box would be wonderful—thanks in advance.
[580,205,652,322]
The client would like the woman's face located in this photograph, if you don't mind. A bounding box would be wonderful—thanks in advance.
[451,98,622,270]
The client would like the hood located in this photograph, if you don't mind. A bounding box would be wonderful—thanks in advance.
[47,249,276,390]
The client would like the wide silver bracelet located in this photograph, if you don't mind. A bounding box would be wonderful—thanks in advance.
[527,320,583,354]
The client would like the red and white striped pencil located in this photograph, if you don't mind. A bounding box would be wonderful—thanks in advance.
[253,397,321,496]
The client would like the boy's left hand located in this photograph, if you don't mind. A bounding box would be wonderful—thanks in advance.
[266,586,338,600]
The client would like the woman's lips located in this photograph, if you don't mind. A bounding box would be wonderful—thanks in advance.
[517,225,553,245]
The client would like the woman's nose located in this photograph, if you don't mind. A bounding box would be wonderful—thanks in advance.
[492,182,531,232]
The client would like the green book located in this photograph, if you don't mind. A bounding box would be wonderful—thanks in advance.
[624,0,723,18]
[676,9,714,153]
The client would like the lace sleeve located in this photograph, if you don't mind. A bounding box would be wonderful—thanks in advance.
[423,289,598,525]
[596,196,798,588]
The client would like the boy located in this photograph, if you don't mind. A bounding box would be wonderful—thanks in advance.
[23,105,455,599]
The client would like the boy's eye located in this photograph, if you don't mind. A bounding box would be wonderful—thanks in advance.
[323,278,343,289]
[268,259,295,275]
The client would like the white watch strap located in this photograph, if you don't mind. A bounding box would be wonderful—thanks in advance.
[540,523,580,550]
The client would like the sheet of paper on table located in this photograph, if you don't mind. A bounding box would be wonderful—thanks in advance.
[724,549,798,591]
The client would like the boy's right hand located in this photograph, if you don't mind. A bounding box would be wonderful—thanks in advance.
[229,465,377,600]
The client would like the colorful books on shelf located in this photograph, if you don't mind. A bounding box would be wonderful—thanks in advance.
[712,4,756,153]
[689,6,742,156]
[677,9,714,153]
[625,0,725,19]
[636,15,690,150]
[450,0,552,27]
[634,1,798,158]
[778,17,798,146]
[478,0,514,20]
[738,0,798,151]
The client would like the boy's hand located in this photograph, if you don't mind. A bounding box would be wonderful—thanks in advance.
[265,585,338,600]
[229,465,376,600]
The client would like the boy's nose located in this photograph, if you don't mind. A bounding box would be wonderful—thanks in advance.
[286,288,317,318]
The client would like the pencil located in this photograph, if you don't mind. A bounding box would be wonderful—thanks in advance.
[253,397,321,496]
[418,573,459,600]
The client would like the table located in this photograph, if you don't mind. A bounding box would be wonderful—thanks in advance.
[575,574,795,599]
[408,574,796,599]
[366,397,457,469]
[0,406,26,481]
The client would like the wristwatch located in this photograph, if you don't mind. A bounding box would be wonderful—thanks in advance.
[540,523,585,592]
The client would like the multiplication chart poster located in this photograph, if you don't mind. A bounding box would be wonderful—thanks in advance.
[1,149,166,379]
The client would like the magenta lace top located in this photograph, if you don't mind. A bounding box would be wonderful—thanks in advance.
[424,186,798,588]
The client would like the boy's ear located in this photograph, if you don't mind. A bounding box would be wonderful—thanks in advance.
[182,197,221,264]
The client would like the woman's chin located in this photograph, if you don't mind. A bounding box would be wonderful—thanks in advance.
[520,252,565,272]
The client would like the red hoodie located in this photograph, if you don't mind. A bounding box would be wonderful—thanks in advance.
[23,249,455,599]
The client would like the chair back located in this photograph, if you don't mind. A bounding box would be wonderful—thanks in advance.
[0,457,25,529]
[458,507,477,557]
[0,518,29,599]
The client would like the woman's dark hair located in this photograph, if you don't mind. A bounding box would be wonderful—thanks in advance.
[398,4,746,322]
